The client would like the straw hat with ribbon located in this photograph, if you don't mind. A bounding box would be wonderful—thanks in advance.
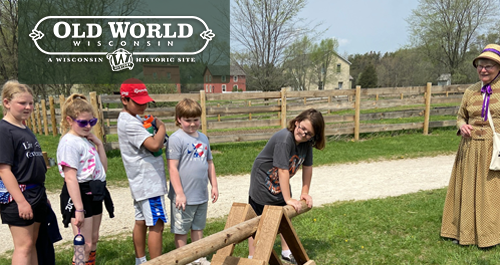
[474,44,500,121]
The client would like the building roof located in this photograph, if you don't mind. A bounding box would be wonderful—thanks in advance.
[205,65,246,76]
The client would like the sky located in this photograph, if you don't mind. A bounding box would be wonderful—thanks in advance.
[298,0,420,57]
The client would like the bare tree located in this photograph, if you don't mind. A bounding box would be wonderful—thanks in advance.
[0,0,18,81]
[231,0,307,91]
[408,0,498,77]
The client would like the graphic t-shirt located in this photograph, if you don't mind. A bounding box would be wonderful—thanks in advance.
[0,119,46,205]
[249,128,313,205]
[57,133,106,183]
[166,129,213,205]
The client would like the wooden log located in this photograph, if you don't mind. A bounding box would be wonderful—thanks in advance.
[145,201,311,265]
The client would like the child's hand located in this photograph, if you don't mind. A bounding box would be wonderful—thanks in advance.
[175,194,187,211]
[86,133,102,146]
[286,199,302,212]
[300,194,313,208]
[155,118,165,129]
[74,211,85,228]
[211,186,219,203]
[17,200,33,220]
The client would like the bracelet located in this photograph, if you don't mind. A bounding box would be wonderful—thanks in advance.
[75,209,85,213]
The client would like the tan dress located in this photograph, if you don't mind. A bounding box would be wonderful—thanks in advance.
[441,79,500,247]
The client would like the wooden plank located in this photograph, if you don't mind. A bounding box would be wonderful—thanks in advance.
[269,251,283,265]
[286,90,355,97]
[279,212,309,264]
[206,105,281,115]
[253,206,284,263]
[360,98,425,109]
[207,92,281,101]
[208,132,278,144]
[287,101,354,112]
[303,261,316,265]
[207,119,281,130]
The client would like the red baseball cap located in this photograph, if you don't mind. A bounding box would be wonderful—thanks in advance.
[120,78,154,104]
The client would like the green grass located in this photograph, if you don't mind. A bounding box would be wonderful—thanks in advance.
[0,126,469,264]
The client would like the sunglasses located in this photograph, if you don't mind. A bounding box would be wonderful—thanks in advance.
[72,117,98,127]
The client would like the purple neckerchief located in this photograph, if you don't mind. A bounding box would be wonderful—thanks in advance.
[481,71,500,121]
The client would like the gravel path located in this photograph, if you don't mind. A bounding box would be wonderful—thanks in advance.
[0,155,455,254]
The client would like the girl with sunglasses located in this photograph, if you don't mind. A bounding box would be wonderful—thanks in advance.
[0,80,48,265]
[57,93,110,265]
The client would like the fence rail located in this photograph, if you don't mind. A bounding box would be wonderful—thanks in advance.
[26,83,468,150]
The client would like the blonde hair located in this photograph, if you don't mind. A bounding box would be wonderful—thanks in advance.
[60,93,95,135]
[2,80,34,110]
[175,98,202,126]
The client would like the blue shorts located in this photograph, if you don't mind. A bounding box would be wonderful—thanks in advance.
[134,196,168,226]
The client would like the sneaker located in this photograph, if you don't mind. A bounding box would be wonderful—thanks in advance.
[191,257,211,265]
[281,254,297,264]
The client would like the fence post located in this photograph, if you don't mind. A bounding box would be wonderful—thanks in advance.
[217,103,221,122]
[36,103,42,134]
[355,86,361,141]
[41,99,49,135]
[200,90,207,135]
[423,82,432,135]
[327,95,331,114]
[31,110,37,133]
[89,92,103,142]
[49,96,58,136]
[248,101,252,120]
[58,95,65,134]
[281,88,287,128]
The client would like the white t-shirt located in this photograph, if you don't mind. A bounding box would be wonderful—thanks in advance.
[117,111,167,201]
[57,133,106,183]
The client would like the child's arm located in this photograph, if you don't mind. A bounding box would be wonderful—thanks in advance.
[142,118,166,152]
[207,160,218,203]
[0,164,32,219]
[62,166,85,228]
[300,165,313,208]
[167,159,186,210]
[86,133,108,172]
[278,168,302,212]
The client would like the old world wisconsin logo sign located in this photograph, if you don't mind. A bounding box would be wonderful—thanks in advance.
[18,0,229,85]
[29,16,216,71]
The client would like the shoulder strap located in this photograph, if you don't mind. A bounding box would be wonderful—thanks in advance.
[486,93,496,132]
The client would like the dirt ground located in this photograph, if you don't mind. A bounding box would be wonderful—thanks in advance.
[0,155,455,255]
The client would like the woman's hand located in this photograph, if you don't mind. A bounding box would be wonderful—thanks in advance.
[74,210,84,228]
[460,124,473,138]
[300,194,313,208]
[17,200,33,220]
[286,198,302,212]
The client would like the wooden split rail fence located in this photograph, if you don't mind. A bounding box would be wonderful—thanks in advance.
[25,83,468,150]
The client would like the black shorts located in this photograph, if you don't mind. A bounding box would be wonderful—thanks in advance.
[61,183,102,218]
[248,196,286,216]
[1,199,48,226]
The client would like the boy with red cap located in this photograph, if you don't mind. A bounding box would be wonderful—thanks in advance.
[117,78,168,264]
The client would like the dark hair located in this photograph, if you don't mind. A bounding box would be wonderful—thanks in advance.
[287,108,326,150]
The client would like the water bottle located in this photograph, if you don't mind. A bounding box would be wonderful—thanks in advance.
[73,233,85,265]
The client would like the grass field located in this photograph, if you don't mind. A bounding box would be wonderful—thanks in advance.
[3,126,495,265]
